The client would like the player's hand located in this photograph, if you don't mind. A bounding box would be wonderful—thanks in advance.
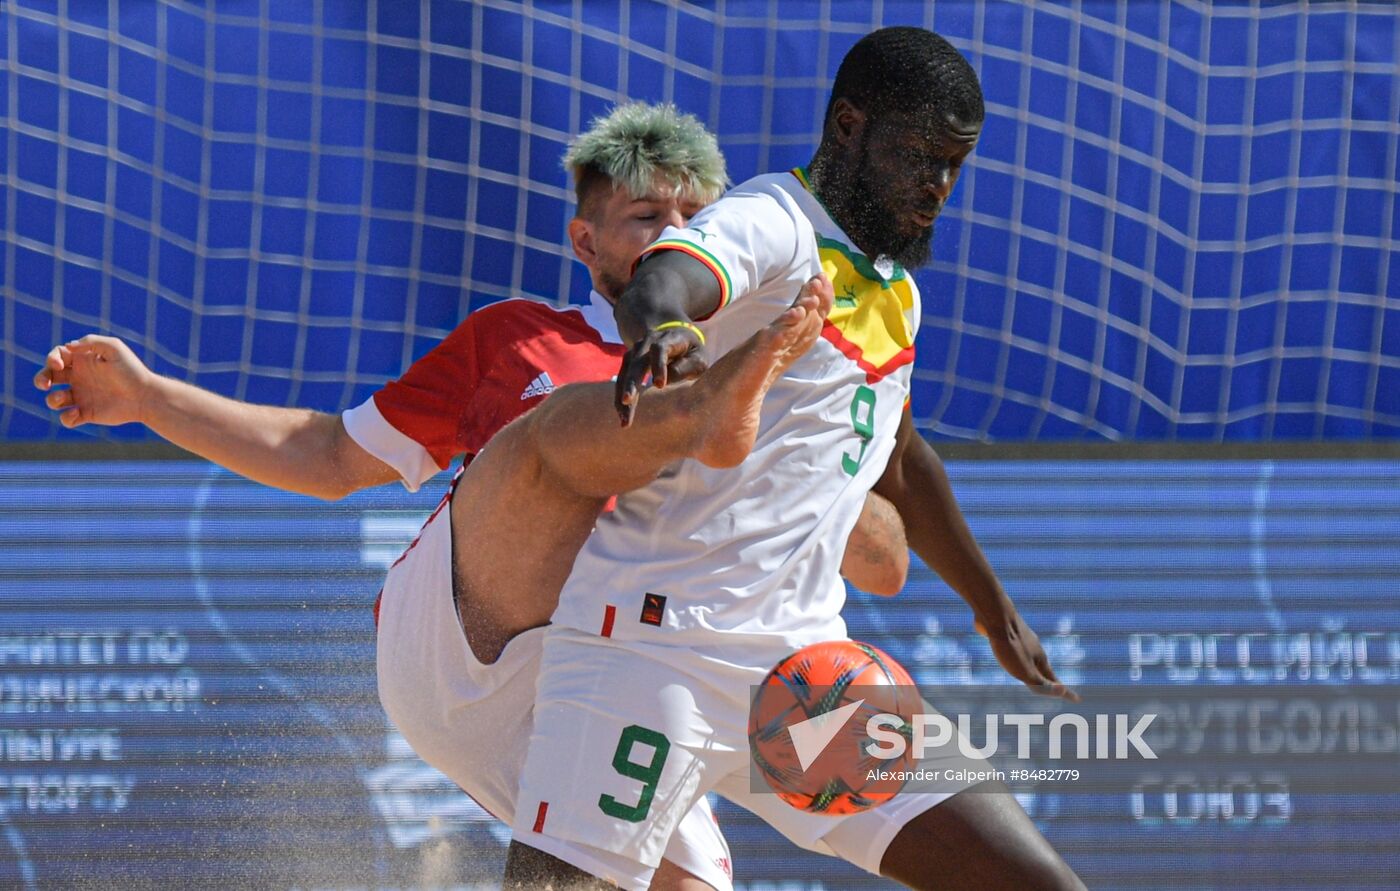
[33,334,155,428]
[976,611,1080,703]
[614,323,708,427]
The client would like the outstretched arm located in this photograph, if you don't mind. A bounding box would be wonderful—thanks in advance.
[873,408,1077,701]
[34,335,396,500]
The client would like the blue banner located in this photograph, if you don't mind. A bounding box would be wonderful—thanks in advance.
[1,459,1397,889]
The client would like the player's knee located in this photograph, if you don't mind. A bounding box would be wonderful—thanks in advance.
[506,411,560,488]
[889,558,909,594]
[865,558,908,597]
[517,398,606,493]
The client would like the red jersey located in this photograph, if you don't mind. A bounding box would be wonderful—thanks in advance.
[343,292,625,489]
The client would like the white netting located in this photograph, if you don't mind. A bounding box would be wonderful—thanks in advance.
[3,0,1398,441]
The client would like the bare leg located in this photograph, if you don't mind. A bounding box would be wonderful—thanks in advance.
[490,292,827,888]
[521,281,829,498]
[449,284,829,659]
[879,781,1086,891]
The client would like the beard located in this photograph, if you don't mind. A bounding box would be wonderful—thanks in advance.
[859,211,934,271]
[819,143,936,271]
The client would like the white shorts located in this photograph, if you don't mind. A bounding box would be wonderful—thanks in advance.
[375,500,734,890]
[512,627,979,890]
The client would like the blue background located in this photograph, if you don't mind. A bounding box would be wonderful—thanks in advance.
[3,2,1399,889]
[2,0,1398,442]
[2,460,1397,890]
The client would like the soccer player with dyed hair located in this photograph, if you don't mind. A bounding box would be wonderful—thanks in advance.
[35,101,909,889]
[505,28,1086,891]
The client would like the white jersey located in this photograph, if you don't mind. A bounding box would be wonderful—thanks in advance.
[551,169,921,656]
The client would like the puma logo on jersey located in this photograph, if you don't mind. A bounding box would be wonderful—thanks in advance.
[640,592,667,626]
[520,372,555,400]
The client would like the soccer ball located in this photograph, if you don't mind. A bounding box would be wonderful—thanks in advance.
[748,639,920,815]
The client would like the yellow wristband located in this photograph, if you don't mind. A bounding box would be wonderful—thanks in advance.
[652,320,705,346]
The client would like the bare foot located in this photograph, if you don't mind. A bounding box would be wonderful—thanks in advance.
[689,276,831,467]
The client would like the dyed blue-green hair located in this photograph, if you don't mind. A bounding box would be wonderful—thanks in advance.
[564,102,728,215]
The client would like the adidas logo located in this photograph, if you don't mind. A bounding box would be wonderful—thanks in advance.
[520,372,555,400]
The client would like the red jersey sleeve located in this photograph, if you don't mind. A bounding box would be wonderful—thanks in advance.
[371,314,488,471]
[353,298,622,486]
